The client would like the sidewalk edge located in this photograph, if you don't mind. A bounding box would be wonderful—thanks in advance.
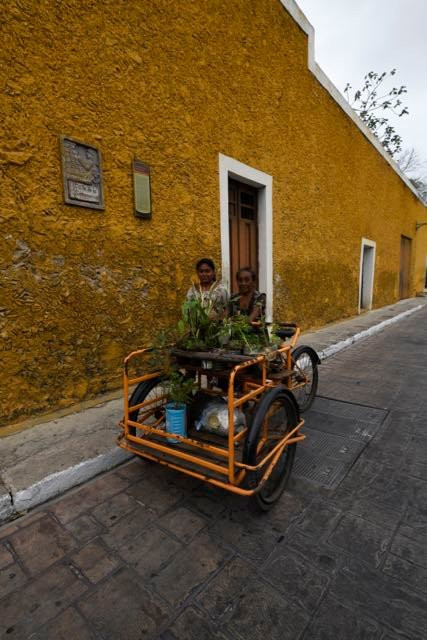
[317,304,424,360]
[3,448,132,519]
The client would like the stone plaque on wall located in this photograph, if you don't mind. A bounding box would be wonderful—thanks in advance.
[60,136,104,210]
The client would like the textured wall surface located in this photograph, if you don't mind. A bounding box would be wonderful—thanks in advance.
[1,0,426,425]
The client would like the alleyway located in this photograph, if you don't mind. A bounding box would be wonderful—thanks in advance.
[0,307,426,639]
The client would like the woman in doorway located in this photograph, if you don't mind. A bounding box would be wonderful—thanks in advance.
[228,267,266,322]
[186,258,229,318]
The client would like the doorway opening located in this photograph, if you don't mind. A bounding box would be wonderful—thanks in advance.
[358,238,376,312]
[219,154,273,321]
[399,235,412,299]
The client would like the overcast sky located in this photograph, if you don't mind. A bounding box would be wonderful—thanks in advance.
[295,0,427,173]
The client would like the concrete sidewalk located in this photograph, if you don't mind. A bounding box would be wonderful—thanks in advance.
[1,297,426,523]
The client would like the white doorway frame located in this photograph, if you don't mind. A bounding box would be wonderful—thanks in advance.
[219,153,273,321]
[358,237,376,313]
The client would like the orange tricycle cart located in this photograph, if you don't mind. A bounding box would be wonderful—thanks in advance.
[118,324,319,510]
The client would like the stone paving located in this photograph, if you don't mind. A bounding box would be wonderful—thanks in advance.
[0,307,426,639]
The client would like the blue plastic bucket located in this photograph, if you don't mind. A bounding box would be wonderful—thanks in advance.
[166,403,187,443]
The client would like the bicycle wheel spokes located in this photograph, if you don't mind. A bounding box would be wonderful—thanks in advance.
[291,347,318,412]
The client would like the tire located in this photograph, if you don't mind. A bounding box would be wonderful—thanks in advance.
[290,346,319,413]
[127,376,166,437]
[244,386,299,511]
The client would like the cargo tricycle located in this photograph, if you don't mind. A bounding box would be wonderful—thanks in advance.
[117,323,319,511]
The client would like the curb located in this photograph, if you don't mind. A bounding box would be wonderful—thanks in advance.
[1,301,425,525]
[317,304,424,360]
[5,449,132,515]
[1,448,132,525]
[0,483,13,522]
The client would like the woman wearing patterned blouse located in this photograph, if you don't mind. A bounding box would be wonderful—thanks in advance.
[228,267,266,322]
[186,258,229,318]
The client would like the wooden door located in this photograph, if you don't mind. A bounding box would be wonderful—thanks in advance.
[399,235,412,299]
[228,179,258,293]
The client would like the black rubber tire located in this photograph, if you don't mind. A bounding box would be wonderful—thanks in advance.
[127,376,165,436]
[244,386,298,512]
[290,346,319,413]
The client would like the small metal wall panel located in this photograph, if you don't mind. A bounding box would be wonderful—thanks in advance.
[133,159,151,218]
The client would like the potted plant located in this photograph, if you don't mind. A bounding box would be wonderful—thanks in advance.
[163,370,195,443]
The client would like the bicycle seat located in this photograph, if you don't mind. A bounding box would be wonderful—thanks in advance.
[275,327,296,339]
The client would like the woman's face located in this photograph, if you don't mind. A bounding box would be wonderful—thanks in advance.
[197,263,215,286]
[237,270,255,295]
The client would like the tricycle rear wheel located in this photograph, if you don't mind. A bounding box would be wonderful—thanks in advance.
[127,376,165,437]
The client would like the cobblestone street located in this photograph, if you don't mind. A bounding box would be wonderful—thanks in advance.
[1,307,426,639]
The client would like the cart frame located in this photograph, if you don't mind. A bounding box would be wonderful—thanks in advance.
[118,326,314,499]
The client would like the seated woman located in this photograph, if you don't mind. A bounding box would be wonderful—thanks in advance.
[186,258,229,318]
[228,267,266,322]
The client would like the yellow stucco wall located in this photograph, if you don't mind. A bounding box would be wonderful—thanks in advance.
[1,0,426,426]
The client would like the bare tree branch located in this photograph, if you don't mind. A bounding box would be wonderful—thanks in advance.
[344,69,408,157]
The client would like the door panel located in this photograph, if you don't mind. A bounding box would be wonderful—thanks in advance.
[399,235,411,299]
[228,179,258,293]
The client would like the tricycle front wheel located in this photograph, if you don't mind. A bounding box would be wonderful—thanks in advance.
[244,387,298,511]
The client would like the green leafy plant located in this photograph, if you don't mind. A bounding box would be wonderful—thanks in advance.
[163,371,195,408]
[244,331,264,354]
[268,323,282,349]
[176,298,221,351]
[217,315,264,353]
[152,287,281,360]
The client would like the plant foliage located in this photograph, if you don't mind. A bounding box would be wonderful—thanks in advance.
[152,295,285,403]
[175,300,277,354]
[163,371,195,408]
[177,298,222,351]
